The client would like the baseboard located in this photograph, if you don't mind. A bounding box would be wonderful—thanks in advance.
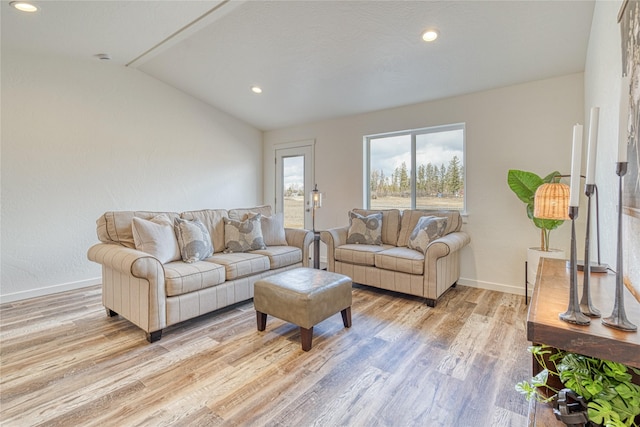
[0,277,101,304]
[457,277,526,297]
[0,276,526,304]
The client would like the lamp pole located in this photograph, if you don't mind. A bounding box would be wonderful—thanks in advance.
[311,184,321,269]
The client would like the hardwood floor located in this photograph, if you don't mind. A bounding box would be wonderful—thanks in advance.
[0,284,532,427]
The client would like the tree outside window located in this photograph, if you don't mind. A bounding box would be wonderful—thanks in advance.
[367,124,465,211]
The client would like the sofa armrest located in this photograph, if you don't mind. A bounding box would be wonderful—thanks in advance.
[284,228,314,267]
[88,243,165,280]
[423,231,471,300]
[87,243,167,333]
[424,231,471,260]
[320,226,349,272]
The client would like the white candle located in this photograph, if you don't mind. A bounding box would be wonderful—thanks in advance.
[619,76,630,163]
[585,107,599,185]
[569,124,583,207]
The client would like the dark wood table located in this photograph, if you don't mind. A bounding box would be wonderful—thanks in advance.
[527,257,640,369]
[526,258,640,426]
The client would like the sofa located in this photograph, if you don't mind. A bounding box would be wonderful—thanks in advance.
[87,205,312,342]
[321,209,470,307]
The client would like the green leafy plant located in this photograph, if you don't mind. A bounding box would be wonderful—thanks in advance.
[516,345,640,427]
[507,169,565,251]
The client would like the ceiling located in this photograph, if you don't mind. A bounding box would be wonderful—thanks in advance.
[2,0,596,131]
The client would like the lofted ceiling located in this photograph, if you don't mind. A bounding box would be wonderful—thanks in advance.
[1,0,595,131]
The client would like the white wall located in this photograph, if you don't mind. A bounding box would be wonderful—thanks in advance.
[585,0,640,288]
[1,50,263,302]
[264,74,584,295]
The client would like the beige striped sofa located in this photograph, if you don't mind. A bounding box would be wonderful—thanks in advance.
[87,205,312,342]
[321,209,470,307]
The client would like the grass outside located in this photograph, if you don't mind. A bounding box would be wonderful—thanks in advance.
[283,197,305,229]
[284,195,463,229]
[371,195,463,211]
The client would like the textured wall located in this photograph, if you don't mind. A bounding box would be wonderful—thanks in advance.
[585,0,640,293]
[263,73,584,295]
[1,50,262,302]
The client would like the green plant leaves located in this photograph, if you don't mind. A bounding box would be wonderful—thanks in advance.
[518,345,640,427]
[507,169,564,251]
[515,370,556,403]
[507,170,542,204]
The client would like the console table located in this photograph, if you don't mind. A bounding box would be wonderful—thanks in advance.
[528,257,640,368]
[526,257,640,425]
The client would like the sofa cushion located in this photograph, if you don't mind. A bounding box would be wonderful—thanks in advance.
[131,214,181,264]
[407,216,448,254]
[260,212,288,246]
[375,247,425,275]
[97,211,180,248]
[180,209,228,254]
[397,210,462,247]
[208,252,270,280]
[335,244,392,266]
[251,246,302,269]
[352,208,401,246]
[223,214,267,252]
[164,260,226,297]
[174,218,214,263]
[228,205,272,221]
[347,211,383,245]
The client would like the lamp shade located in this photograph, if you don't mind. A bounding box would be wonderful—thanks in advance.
[534,182,570,220]
[311,184,322,209]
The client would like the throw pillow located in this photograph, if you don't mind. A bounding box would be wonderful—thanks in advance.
[260,212,288,246]
[132,214,181,264]
[174,218,214,263]
[407,216,448,254]
[223,214,267,252]
[346,211,383,245]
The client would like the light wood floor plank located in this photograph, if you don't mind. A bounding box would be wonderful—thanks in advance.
[0,283,532,426]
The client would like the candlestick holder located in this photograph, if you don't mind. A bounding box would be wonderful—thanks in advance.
[560,206,591,325]
[602,162,637,331]
[577,184,608,273]
[579,183,601,317]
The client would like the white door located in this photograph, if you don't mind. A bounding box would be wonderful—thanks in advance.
[275,142,314,230]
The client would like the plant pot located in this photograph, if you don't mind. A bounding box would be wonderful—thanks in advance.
[527,247,565,287]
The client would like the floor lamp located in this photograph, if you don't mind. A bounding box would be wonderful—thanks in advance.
[311,184,322,269]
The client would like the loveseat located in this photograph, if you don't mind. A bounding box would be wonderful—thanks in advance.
[321,209,470,307]
[87,205,312,342]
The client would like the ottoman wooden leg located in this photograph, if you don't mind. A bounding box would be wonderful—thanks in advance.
[341,306,352,328]
[300,326,313,351]
[256,311,267,331]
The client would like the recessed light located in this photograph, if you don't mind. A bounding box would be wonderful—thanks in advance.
[421,29,439,42]
[95,53,111,61]
[250,86,263,94]
[10,1,38,12]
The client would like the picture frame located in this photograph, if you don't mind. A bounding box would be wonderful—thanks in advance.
[619,0,640,219]
[619,0,640,305]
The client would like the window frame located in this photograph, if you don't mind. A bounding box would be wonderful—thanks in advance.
[364,123,466,212]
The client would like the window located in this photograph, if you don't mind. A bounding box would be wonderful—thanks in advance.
[366,123,465,211]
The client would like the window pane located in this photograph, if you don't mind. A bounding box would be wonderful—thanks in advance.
[416,129,464,210]
[369,134,411,210]
[283,156,304,228]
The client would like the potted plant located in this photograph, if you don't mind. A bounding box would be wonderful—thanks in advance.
[516,345,640,427]
[507,169,567,285]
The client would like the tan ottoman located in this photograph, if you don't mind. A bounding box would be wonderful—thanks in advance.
[254,267,352,351]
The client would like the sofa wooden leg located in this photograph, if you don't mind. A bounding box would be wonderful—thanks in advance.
[300,326,313,351]
[146,330,162,343]
[452,281,458,288]
[426,298,437,308]
[106,308,118,317]
[256,311,267,331]
[341,307,352,328]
